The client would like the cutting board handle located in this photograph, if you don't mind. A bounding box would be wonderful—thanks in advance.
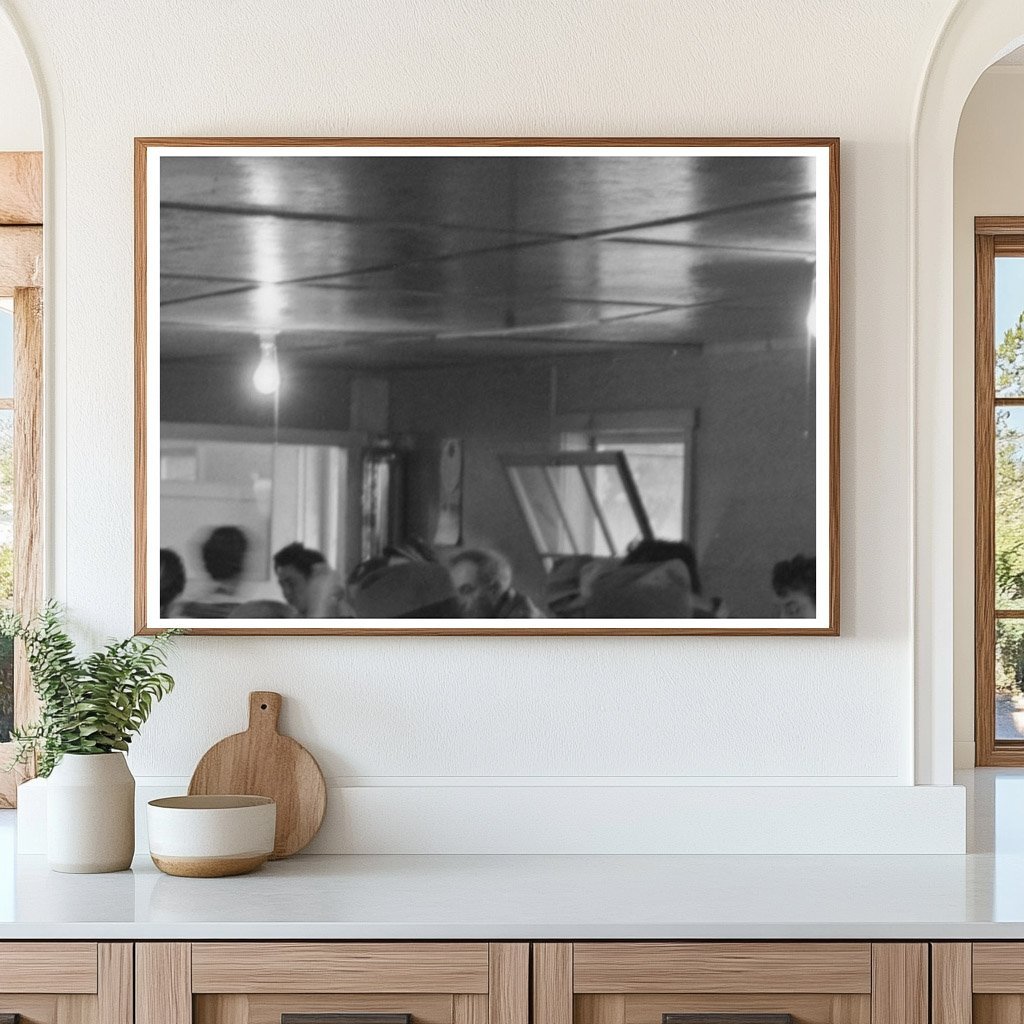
[248,691,282,734]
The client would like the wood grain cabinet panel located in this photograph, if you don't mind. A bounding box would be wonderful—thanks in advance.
[536,943,924,1024]
[192,943,490,994]
[943,942,1024,1024]
[0,942,98,993]
[973,944,1024,993]
[0,942,130,1024]
[140,942,527,1024]
[196,993,456,1024]
[573,944,874,994]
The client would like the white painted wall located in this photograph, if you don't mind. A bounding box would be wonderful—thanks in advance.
[0,9,39,151]
[0,0,985,852]
[953,67,1024,768]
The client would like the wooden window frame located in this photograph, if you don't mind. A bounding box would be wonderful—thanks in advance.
[0,151,43,807]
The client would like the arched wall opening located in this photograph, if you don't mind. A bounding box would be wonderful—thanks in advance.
[914,0,1024,784]
[0,8,41,151]
[952,47,1024,768]
[0,0,1002,847]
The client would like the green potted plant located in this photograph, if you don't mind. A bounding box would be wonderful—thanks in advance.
[2,602,179,873]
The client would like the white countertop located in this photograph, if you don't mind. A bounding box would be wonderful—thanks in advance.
[1,770,1022,941]
[3,847,1024,940]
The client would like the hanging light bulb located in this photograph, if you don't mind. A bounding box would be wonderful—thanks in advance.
[253,332,280,395]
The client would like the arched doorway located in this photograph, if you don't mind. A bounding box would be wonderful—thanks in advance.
[913,0,1024,784]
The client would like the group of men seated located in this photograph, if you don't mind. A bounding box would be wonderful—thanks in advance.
[159,529,546,620]
[160,527,816,620]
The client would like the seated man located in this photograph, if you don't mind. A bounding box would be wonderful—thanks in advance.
[273,541,348,618]
[448,549,544,618]
[349,560,462,618]
[620,539,727,617]
[772,554,816,618]
[179,525,250,618]
[583,556,693,618]
[159,548,186,618]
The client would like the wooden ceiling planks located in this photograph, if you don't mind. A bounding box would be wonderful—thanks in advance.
[158,151,816,370]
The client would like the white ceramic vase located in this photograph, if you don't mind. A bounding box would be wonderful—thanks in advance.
[46,752,135,873]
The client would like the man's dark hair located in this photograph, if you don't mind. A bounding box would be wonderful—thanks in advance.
[623,539,702,595]
[772,554,816,599]
[159,548,186,610]
[273,541,327,578]
[201,526,248,582]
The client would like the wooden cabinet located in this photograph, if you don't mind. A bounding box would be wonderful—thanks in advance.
[532,944,928,1024]
[136,942,528,1024]
[932,943,1024,1024]
[0,939,934,1024]
[0,942,132,1023]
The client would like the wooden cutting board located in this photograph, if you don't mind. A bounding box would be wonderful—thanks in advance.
[188,691,327,860]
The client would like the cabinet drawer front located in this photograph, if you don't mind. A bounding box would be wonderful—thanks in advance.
[974,943,1024,992]
[0,942,97,993]
[573,945,872,994]
[192,943,490,994]
[620,993,869,1024]
[196,992,458,1024]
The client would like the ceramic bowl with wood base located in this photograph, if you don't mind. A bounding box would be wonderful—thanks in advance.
[147,795,276,877]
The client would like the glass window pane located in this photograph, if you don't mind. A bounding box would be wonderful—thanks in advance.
[567,466,612,557]
[598,441,684,541]
[997,407,1024,609]
[159,436,347,617]
[0,305,13,399]
[996,257,1024,397]
[548,465,605,555]
[590,461,647,554]
[506,465,571,556]
[997,620,1024,740]
[505,455,651,558]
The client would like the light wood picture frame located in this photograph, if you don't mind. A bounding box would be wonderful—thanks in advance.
[135,137,840,636]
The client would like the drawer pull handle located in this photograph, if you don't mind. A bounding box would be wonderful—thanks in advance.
[283,1015,412,1024]
[664,1016,795,1024]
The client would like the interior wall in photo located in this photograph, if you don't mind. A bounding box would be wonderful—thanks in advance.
[162,335,815,622]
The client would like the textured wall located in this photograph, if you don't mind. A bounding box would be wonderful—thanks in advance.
[0,10,38,151]
[0,0,962,814]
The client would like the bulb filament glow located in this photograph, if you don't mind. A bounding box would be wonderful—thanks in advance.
[253,334,280,395]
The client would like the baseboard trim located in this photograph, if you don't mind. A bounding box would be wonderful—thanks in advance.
[17,778,967,856]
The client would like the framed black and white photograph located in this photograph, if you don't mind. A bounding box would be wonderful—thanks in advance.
[135,137,839,635]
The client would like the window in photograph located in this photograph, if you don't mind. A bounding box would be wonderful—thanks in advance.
[501,451,653,567]
[158,433,347,620]
[596,439,685,542]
